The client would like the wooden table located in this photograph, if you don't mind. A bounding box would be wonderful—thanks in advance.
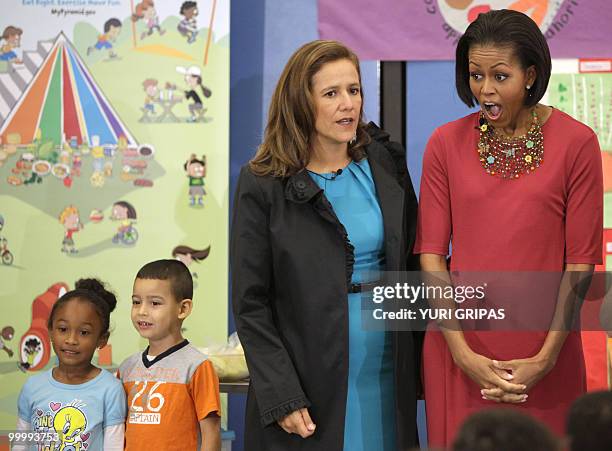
[219,380,249,394]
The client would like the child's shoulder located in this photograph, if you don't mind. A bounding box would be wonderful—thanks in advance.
[179,343,215,370]
[20,369,51,393]
[118,350,144,374]
[96,368,124,387]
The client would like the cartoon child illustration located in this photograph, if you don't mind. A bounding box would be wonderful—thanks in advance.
[142,78,159,115]
[111,201,138,245]
[0,326,14,358]
[0,213,6,242]
[176,66,212,122]
[59,206,83,254]
[87,18,122,59]
[172,245,210,285]
[54,404,87,451]
[178,1,199,44]
[133,0,165,40]
[19,337,41,371]
[72,151,82,177]
[184,154,206,206]
[0,215,11,265]
[0,26,23,64]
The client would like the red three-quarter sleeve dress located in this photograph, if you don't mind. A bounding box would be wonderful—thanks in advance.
[415,108,603,447]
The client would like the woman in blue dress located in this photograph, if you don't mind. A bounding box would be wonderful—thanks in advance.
[231,40,421,451]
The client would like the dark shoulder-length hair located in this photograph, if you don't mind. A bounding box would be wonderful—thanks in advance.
[249,40,370,178]
[455,9,551,108]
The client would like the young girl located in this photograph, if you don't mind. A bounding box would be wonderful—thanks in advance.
[132,0,165,40]
[16,279,126,451]
[176,66,212,122]
[111,201,138,245]
[178,1,199,44]
[172,244,210,288]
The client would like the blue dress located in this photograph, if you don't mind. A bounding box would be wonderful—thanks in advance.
[309,159,396,451]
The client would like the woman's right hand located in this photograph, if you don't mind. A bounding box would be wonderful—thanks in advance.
[454,349,528,404]
[277,408,316,438]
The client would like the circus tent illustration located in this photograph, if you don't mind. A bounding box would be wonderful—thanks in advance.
[0,32,136,147]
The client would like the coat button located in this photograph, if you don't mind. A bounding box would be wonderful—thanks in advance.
[296,181,306,189]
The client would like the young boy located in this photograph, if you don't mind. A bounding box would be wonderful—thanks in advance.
[118,259,221,451]
[87,18,122,59]
[0,26,23,64]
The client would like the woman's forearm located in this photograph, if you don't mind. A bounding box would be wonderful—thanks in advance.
[538,263,594,364]
[420,253,472,362]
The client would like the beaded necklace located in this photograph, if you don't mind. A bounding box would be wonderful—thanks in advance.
[477,109,544,179]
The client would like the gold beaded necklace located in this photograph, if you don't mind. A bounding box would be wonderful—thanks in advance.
[477,109,544,179]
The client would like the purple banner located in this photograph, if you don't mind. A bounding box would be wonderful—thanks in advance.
[318,0,612,61]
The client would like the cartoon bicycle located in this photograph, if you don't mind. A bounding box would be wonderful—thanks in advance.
[110,201,139,246]
[112,224,139,245]
[0,215,13,265]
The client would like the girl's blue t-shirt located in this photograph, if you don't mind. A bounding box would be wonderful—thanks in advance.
[18,368,126,450]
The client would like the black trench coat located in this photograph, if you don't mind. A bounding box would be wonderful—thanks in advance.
[231,124,422,451]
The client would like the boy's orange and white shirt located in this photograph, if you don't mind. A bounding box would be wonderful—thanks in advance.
[118,340,221,451]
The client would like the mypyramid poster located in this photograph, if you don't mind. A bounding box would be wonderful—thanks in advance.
[0,0,230,430]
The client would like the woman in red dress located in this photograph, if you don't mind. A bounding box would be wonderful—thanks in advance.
[415,9,603,447]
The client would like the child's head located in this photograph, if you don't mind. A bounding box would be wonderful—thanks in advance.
[567,391,612,451]
[1,326,14,340]
[111,201,137,221]
[132,260,193,341]
[453,408,559,451]
[47,279,117,367]
[133,0,155,21]
[59,205,80,228]
[172,245,210,266]
[184,154,206,177]
[142,78,158,95]
[2,26,22,47]
[180,1,198,18]
[104,18,122,39]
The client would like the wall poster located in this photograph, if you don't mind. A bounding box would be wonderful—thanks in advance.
[545,58,612,389]
[0,0,230,430]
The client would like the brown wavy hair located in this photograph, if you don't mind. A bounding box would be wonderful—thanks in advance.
[249,40,370,178]
[172,245,210,262]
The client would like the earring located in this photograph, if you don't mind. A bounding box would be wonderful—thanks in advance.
[349,134,357,145]
[526,84,531,90]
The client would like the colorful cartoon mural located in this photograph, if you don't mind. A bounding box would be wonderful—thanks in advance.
[0,0,229,431]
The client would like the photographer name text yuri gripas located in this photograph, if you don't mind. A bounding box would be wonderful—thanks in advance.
[372,307,506,321]
[372,282,487,304]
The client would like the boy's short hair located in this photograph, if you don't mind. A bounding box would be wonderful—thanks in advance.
[567,391,612,451]
[136,259,193,301]
[453,408,558,451]
[2,26,23,40]
[104,18,122,33]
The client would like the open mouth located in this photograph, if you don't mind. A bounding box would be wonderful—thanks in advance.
[61,349,79,356]
[483,102,502,121]
[336,118,354,126]
[137,321,153,328]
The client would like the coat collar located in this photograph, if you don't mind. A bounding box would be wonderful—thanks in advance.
[284,169,322,204]
[283,144,405,221]
[283,140,406,272]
